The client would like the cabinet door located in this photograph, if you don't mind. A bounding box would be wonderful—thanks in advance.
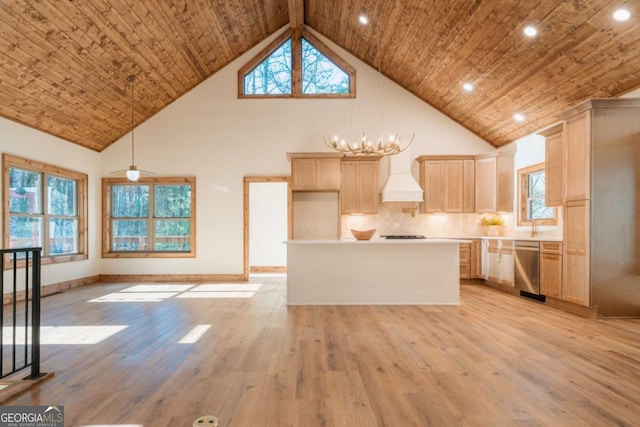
[475,156,497,212]
[459,243,471,279]
[544,128,564,206]
[315,158,342,191]
[470,239,482,278]
[341,160,379,214]
[358,161,379,213]
[423,160,445,213]
[487,240,500,282]
[499,240,514,286]
[540,253,562,298]
[444,160,464,212]
[291,158,317,190]
[565,111,591,202]
[463,160,475,213]
[340,161,360,213]
[563,200,590,306]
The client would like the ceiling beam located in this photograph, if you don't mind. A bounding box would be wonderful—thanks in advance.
[288,0,304,29]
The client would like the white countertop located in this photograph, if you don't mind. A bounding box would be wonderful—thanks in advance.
[468,236,563,242]
[286,238,472,244]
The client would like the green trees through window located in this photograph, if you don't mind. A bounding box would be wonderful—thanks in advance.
[104,178,195,257]
[240,29,355,97]
[3,154,87,265]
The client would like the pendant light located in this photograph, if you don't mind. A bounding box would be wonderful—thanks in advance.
[111,75,154,181]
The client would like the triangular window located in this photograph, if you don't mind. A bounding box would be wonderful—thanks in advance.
[244,39,292,95]
[239,29,355,98]
[301,38,350,95]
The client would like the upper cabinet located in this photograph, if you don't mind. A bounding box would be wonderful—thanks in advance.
[538,123,564,207]
[340,156,381,214]
[417,156,475,213]
[287,153,344,191]
[474,152,515,213]
[563,111,591,202]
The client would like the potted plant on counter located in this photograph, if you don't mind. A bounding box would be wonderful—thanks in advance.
[479,215,504,236]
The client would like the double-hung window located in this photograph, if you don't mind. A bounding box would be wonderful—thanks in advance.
[517,163,557,226]
[102,177,195,257]
[3,154,88,266]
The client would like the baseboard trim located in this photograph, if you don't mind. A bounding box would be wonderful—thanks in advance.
[250,266,287,273]
[99,274,245,283]
[3,275,101,305]
[544,296,598,318]
[479,279,599,318]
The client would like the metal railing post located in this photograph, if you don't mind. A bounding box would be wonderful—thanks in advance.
[30,249,42,378]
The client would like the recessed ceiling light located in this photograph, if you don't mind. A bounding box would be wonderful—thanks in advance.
[523,26,538,37]
[513,113,526,122]
[462,82,474,92]
[613,8,631,21]
[358,14,369,25]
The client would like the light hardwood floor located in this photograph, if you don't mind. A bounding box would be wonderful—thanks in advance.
[4,276,640,427]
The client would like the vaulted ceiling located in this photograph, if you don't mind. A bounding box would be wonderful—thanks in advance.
[1,0,639,151]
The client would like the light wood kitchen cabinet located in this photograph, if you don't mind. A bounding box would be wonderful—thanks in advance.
[554,98,640,316]
[563,200,590,306]
[340,156,381,214]
[287,153,343,191]
[417,156,474,213]
[564,111,591,202]
[538,123,564,206]
[459,243,471,279]
[540,241,563,299]
[474,152,515,213]
[484,239,514,286]
[460,239,482,279]
[471,239,482,278]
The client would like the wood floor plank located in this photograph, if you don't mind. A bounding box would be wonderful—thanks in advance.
[3,278,640,426]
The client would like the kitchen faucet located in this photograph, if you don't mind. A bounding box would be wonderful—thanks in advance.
[530,219,538,238]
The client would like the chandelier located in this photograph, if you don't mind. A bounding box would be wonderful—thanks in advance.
[325,133,414,156]
[324,15,414,156]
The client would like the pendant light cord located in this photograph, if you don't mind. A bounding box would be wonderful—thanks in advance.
[128,75,136,166]
[376,20,385,143]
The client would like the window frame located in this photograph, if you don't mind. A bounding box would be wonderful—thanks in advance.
[102,176,196,258]
[517,162,557,226]
[2,154,88,268]
[238,28,356,98]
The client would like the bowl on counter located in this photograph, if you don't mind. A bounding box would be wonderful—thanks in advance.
[351,229,376,240]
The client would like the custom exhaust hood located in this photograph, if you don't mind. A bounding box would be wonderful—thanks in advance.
[380,152,423,203]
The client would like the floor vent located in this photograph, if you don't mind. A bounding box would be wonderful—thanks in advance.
[519,290,546,303]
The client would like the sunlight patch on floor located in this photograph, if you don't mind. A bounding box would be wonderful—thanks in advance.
[88,292,179,302]
[89,283,263,302]
[178,324,211,344]
[3,325,128,345]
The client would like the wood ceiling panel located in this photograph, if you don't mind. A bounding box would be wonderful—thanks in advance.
[0,0,639,150]
[0,0,288,151]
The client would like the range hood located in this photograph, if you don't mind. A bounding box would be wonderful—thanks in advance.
[380,152,424,203]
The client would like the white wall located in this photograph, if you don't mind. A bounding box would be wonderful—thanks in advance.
[0,117,102,289]
[100,27,492,275]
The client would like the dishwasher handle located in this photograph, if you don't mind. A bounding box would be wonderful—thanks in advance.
[515,246,540,252]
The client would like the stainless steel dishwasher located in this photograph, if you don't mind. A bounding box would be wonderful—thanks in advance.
[514,240,544,300]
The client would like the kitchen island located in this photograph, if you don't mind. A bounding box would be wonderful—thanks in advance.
[286,239,469,305]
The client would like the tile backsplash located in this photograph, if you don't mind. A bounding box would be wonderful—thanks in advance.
[341,203,563,240]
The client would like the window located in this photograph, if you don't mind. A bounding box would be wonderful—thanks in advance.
[2,154,88,266]
[239,29,355,98]
[102,177,195,258]
[517,163,557,226]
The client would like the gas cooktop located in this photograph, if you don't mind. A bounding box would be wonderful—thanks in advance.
[381,235,427,239]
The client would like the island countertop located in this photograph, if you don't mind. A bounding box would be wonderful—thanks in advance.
[286,238,472,244]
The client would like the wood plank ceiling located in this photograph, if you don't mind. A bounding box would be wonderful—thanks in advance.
[1,0,640,151]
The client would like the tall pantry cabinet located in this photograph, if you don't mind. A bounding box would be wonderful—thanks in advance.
[551,98,640,317]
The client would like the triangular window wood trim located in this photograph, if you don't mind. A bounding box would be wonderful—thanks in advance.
[238,28,356,98]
